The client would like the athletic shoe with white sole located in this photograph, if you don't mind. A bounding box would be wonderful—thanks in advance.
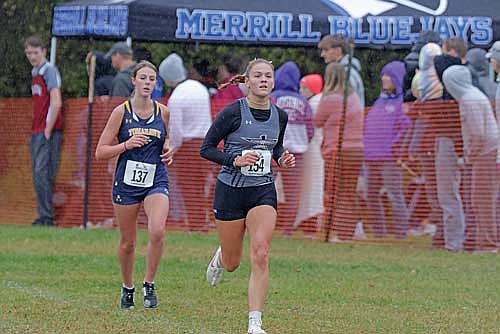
[248,319,266,334]
[353,221,367,240]
[120,286,135,309]
[142,282,158,308]
[206,246,224,286]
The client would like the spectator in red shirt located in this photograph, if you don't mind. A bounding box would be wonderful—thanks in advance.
[24,36,63,227]
[211,55,245,119]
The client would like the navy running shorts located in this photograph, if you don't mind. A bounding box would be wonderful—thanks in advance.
[112,182,169,205]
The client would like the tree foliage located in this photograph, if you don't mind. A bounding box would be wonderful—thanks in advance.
[1,1,407,105]
[0,0,61,97]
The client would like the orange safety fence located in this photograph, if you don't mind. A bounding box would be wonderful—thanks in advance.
[0,97,498,252]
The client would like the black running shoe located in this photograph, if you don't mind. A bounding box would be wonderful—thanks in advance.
[120,287,135,309]
[32,219,44,226]
[44,219,55,227]
[142,282,157,308]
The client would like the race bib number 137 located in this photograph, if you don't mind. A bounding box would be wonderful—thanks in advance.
[124,160,156,187]
[240,150,271,176]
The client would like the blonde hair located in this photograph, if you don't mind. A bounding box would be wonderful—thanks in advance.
[323,62,346,94]
[218,58,274,90]
[132,60,157,77]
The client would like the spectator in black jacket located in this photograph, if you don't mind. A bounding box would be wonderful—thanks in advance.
[434,54,462,100]
[86,51,114,96]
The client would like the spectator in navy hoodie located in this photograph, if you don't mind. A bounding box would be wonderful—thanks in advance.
[363,61,412,238]
[270,61,314,235]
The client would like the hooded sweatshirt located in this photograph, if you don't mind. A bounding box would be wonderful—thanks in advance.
[270,61,314,153]
[466,48,498,100]
[159,53,187,83]
[403,30,442,102]
[418,43,443,101]
[340,54,365,108]
[364,61,411,161]
[443,65,500,162]
[497,76,500,132]
[408,43,443,154]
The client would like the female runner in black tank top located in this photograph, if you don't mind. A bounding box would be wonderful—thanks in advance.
[200,59,295,334]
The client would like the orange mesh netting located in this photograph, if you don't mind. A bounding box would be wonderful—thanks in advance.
[0,97,498,251]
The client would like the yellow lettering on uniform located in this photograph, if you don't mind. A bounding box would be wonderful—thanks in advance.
[128,128,161,138]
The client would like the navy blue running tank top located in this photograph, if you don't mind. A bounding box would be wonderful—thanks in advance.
[113,100,168,195]
[218,98,280,187]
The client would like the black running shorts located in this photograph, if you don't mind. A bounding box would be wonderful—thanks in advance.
[213,180,277,221]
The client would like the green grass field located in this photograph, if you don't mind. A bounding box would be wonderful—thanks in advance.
[0,225,498,334]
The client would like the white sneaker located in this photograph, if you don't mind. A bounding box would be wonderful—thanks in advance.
[353,221,367,240]
[407,227,425,237]
[248,319,266,334]
[423,223,437,236]
[206,246,224,286]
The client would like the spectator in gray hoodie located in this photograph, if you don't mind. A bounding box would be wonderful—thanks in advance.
[318,34,365,107]
[443,65,500,253]
[467,48,498,101]
[486,41,500,246]
[431,52,466,251]
[487,41,500,128]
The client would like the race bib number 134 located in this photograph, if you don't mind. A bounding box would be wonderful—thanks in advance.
[240,150,271,176]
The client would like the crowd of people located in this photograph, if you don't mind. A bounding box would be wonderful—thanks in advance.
[24,32,500,332]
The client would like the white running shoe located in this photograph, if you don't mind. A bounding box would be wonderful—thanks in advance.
[206,246,224,286]
[423,223,437,236]
[248,319,266,334]
[353,221,367,240]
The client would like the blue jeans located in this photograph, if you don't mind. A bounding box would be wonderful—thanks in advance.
[29,131,62,222]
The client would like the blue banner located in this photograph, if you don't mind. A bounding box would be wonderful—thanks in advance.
[52,1,499,48]
[52,5,128,37]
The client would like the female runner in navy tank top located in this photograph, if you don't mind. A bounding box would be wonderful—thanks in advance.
[96,61,173,309]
